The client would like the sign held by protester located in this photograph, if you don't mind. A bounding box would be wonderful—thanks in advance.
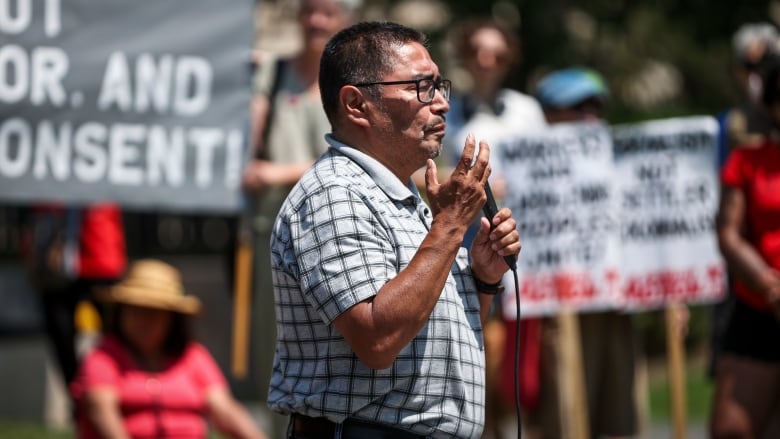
[498,122,623,316]
[0,0,253,212]
[613,116,725,311]
[499,116,725,318]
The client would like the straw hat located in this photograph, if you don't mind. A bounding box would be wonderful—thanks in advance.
[100,259,201,315]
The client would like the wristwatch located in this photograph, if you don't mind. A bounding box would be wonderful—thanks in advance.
[472,272,505,295]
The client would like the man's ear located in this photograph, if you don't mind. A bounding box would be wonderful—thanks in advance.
[340,85,372,127]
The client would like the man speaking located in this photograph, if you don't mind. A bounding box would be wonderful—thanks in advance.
[267,21,521,438]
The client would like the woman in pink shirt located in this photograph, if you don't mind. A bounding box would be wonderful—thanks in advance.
[71,259,267,439]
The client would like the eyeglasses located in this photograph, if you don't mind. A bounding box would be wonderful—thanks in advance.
[352,77,452,103]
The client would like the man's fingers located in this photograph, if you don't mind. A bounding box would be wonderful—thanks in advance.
[425,159,439,190]
[457,134,477,173]
[467,140,491,185]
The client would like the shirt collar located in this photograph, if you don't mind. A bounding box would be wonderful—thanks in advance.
[325,134,421,203]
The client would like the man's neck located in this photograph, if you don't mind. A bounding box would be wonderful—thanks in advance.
[330,132,414,184]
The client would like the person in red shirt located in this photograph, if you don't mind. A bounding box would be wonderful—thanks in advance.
[712,59,780,439]
[22,202,127,386]
[71,259,267,439]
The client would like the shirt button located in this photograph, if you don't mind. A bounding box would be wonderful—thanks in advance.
[146,377,161,394]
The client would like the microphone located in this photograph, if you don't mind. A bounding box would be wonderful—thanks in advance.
[483,181,517,271]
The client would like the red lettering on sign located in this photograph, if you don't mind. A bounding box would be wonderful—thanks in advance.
[624,269,702,304]
[522,272,595,302]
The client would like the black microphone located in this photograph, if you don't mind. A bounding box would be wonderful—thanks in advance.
[483,181,517,271]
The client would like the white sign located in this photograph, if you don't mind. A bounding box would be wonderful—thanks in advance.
[613,116,725,311]
[497,117,726,318]
[497,121,622,317]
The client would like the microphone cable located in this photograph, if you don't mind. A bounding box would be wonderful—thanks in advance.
[509,265,521,439]
[482,181,522,438]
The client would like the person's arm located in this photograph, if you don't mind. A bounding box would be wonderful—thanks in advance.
[717,184,780,317]
[332,136,520,369]
[248,95,270,158]
[242,159,315,193]
[83,387,130,439]
[478,282,498,325]
[206,387,268,439]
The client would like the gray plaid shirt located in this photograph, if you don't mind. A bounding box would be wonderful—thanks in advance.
[268,135,486,438]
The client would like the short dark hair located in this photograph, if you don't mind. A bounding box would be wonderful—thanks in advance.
[319,21,427,125]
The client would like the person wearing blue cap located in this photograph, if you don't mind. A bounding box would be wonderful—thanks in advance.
[534,67,609,123]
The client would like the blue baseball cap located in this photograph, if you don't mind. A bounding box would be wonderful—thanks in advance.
[535,68,609,109]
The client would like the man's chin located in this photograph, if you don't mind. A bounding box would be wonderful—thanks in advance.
[429,143,442,159]
[422,135,443,159]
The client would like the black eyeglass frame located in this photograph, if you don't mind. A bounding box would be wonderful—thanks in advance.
[352,77,452,103]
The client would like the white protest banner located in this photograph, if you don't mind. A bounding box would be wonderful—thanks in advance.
[613,116,726,310]
[0,0,253,212]
[497,122,622,318]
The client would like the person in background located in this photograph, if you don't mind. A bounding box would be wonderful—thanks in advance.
[523,68,639,439]
[70,259,268,439]
[21,202,127,387]
[721,22,779,156]
[438,17,546,439]
[535,68,609,123]
[240,1,360,437]
[709,22,780,382]
[710,59,780,439]
[442,17,546,244]
[268,21,521,438]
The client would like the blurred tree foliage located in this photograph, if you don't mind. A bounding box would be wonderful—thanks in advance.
[372,0,777,123]
[513,0,774,123]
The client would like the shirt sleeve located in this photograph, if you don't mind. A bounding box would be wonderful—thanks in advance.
[291,185,394,325]
[70,346,121,401]
[721,147,749,188]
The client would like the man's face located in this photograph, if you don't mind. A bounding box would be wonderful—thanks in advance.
[370,42,450,168]
[298,0,352,54]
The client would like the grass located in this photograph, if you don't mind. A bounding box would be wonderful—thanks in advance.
[0,421,72,439]
[646,351,714,423]
[0,421,228,438]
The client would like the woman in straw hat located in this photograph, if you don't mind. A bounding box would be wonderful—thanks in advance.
[70,259,267,439]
